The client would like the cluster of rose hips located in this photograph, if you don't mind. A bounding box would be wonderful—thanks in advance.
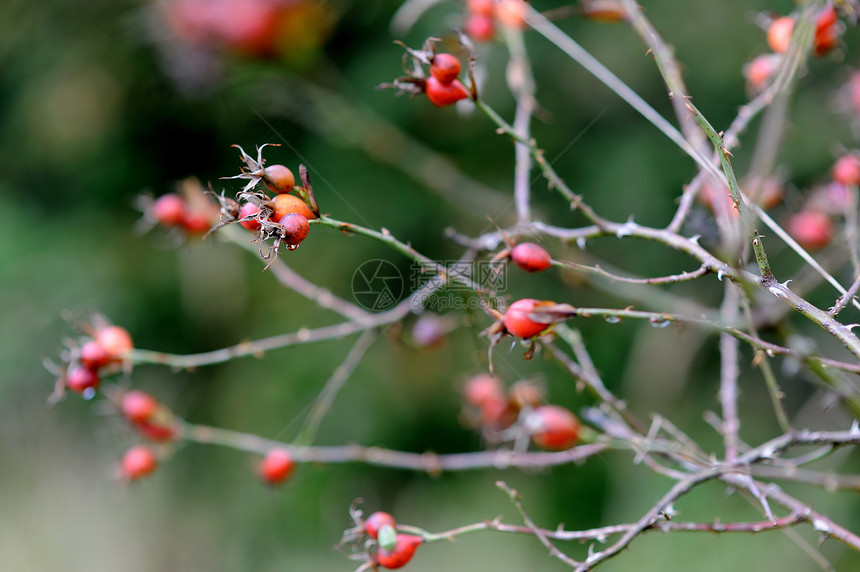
[381,39,475,108]
[143,179,219,236]
[785,152,859,251]
[158,0,331,59]
[464,0,528,43]
[116,388,297,484]
[213,143,320,261]
[58,321,135,398]
[746,5,844,94]
[462,373,581,450]
[340,508,424,570]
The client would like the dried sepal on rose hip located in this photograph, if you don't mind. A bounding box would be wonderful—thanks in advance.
[223,143,294,195]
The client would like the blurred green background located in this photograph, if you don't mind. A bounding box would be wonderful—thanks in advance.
[3,0,860,570]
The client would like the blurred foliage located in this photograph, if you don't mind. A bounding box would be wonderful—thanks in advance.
[2,0,860,570]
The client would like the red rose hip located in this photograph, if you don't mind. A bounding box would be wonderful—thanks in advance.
[430,53,461,84]
[152,193,187,227]
[121,390,159,423]
[121,445,158,480]
[278,213,310,246]
[260,448,295,484]
[528,405,580,450]
[262,164,295,194]
[425,76,470,107]
[833,154,860,186]
[66,365,100,393]
[511,242,552,272]
[503,298,547,338]
[95,325,134,360]
[238,202,262,231]
[787,211,833,251]
[375,534,423,569]
[364,511,397,539]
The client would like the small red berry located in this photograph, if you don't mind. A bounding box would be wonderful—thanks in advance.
[787,211,834,251]
[263,164,296,194]
[503,298,547,338]
[95,325,134,360]
[580,0,626,22]
[816,5,839,32]
[364,511,397,539]
[238,202,262,231]
[260,448,295,484]
[79,340,111,370]
[430,53,461,85]
[121,391,159,423]
[528,405,580,450]
[496,0,528,30]
[464,374,504,408]
[425,76,470,108]
[133,420,177,442]
[511,242,552,272]
[814,6,839,55]
[271,193,316,221]
[467,0,495,16]
[66,365,100,393]
[121,445,158,480]
[375,534,423,569]
[152,193,187,227]
[465,13,495,41]
[278,213,310,247]
[744,54,779,95]
[181,209,211,234]
[833,154,860,186]
[767,16,794,54]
